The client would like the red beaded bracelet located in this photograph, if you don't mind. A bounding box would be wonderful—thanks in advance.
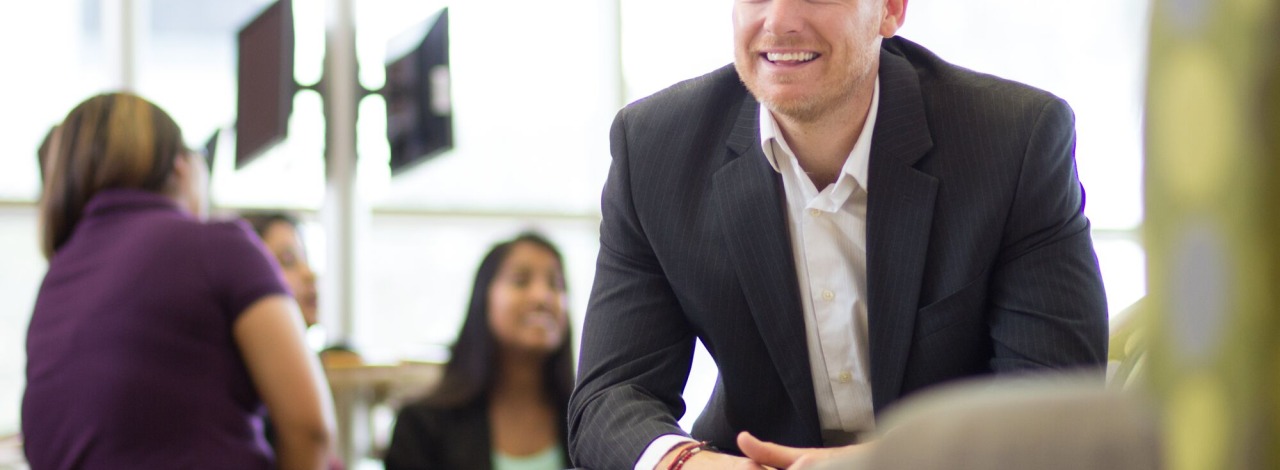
[668,441,711,470]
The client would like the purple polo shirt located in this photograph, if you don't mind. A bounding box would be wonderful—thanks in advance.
[22,189,291,469]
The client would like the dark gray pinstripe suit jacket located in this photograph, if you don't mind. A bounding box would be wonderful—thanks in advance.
[568,36,1108,470]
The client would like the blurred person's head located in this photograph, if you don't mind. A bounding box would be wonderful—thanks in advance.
[242,212,319,327]
[487,236,569,357]
[39,92,203,258]
[427,232,574,408]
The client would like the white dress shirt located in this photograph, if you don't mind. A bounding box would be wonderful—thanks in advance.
[635,78,881,469]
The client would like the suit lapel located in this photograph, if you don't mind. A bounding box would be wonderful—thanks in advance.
[866,47,938,411]
[714,92,820,436]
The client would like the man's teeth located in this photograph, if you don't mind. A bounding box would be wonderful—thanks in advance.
[766,52,816,62]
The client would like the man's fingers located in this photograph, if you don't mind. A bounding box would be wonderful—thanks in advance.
[738,431,803,468]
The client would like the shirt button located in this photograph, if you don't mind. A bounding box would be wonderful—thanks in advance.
[836,372,853,383]
[808,208,821,217]
[822,290,835,301]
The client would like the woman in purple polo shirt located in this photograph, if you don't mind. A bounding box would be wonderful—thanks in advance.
[22,92,336,469]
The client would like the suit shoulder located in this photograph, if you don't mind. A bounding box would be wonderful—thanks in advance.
[887,36,1069,117]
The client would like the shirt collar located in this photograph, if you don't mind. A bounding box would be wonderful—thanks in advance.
[82,188,184,218]
[758,77,880,192]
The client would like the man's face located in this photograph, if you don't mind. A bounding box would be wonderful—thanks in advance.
[733,0,895,123]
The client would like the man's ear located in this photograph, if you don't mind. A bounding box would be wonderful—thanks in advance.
[881,0,908,38]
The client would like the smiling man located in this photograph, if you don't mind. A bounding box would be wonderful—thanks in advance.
[568,0,1109,469]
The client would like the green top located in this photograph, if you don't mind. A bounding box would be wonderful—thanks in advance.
[492,445,565,470]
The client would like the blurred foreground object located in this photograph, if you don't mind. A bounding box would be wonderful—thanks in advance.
[1144,0,1280,469]
[813,375,1161,470]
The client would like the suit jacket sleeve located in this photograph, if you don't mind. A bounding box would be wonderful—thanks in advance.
[988,97,1108,371]
[567,108,700,470]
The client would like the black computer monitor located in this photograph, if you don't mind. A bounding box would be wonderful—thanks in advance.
[384,8,453,175]
[236,0,295,169]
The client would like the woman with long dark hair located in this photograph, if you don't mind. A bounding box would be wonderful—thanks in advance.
[384,232,574,470]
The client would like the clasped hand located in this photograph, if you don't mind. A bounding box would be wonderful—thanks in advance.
[661,432,872,470]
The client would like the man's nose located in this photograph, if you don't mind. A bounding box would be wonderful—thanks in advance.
[763,0,807,36]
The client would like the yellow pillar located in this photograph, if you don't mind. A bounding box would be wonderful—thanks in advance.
[1144,0,1280,468]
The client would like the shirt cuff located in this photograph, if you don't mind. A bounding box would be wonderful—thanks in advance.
[635,434,698,470]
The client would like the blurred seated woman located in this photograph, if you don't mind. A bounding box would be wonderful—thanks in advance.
[22,92,336,470]
[240,211,361,368]
[241,212,319,328]
[384,232,574,470]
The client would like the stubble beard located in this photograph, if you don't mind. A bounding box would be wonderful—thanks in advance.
[736,43,876,125]
[760,81,856,125]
